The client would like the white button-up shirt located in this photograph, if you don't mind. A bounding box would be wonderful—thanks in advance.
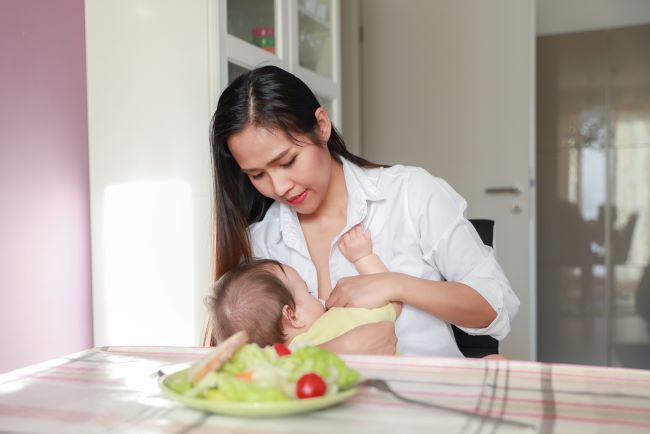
[250,158,520,357]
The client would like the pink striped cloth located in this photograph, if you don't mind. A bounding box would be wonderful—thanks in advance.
[0,347,648,433]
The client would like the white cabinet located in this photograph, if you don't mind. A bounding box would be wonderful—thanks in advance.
[212,0,341,125]
[85,0,341,346]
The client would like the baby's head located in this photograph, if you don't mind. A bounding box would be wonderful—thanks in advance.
[208,259,325,346]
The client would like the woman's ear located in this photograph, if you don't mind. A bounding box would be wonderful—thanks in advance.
[314,107,332,144]
[282,305,305,329]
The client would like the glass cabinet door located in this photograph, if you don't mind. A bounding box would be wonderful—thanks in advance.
[228,62,251,85]
[218,0,341,127]
[315,94,333,115]
[227,0,277,55]
[298,0,333,78]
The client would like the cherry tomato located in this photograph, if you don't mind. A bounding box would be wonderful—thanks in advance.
[274,343,291,356]
[296,373,327,399]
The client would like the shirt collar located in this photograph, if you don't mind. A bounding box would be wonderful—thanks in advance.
[341,157,384,203]
[278,156,385,255]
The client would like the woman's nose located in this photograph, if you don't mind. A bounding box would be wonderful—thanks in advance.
[269,172,292,197]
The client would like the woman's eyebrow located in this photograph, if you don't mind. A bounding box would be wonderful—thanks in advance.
[241,149,290,173]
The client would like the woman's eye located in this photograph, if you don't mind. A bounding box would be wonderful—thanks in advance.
[281,156,296,168]
[251,172,264,180]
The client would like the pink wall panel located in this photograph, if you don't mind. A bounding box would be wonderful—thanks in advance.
[0,0,93,372]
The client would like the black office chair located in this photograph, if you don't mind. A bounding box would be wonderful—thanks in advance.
[450,219,499,358]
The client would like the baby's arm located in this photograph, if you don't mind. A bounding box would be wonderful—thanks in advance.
[338,226,402,315]
[338,225,387,274]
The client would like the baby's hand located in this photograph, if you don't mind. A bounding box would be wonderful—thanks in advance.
[338,225,373,263]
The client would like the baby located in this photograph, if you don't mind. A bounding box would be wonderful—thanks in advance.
[208,225,401,348]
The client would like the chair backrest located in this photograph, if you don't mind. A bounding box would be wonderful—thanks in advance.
[450,219,499,358]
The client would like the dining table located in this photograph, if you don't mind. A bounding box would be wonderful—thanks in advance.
[0,346,649,433]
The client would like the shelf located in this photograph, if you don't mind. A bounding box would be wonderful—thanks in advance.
[226,34,280,69]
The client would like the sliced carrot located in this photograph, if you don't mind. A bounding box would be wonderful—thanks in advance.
[234,370,254,382]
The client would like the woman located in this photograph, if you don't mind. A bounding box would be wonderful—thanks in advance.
[203,65,519,356]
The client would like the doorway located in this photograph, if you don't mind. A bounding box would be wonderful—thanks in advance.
[537,23,650,368]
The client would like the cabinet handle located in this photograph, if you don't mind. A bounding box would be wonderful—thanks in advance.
[485,186,522,195]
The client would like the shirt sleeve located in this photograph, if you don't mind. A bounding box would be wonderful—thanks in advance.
[407,168,520,341]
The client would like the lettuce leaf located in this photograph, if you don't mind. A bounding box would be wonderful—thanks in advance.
[276,346,360,389]
[208,373,289,402]
[219,343,272,375]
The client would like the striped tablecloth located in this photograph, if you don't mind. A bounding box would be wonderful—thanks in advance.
[0,346,648,433]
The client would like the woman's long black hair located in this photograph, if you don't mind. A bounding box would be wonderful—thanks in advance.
[210,65,379,278]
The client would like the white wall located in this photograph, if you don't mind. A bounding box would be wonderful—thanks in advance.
[359,0,534,360]
[85,0,214,346]
[537,0,650,35]
[0,0,92,373]
[340,0,362,154]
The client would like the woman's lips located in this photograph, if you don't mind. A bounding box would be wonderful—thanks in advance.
[287,191,308,205]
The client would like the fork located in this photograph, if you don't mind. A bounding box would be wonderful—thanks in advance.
[360,378,535,430]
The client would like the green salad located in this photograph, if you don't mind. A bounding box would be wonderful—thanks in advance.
[167,344,360,402]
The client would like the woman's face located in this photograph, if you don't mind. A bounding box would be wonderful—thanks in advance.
[227,123,333,215]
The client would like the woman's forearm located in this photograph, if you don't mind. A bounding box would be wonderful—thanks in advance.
[318,321,397,355]
[392,273,496,328]
[318,334,349,353]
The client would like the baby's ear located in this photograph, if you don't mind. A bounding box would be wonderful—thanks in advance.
[281,305,305,329]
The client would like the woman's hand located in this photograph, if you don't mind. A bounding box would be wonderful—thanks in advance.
[329,272,496,329]
[319,321,397,355]
[326,272,404,309]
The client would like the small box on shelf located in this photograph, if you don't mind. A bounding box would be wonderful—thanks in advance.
[252,26,275,54]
